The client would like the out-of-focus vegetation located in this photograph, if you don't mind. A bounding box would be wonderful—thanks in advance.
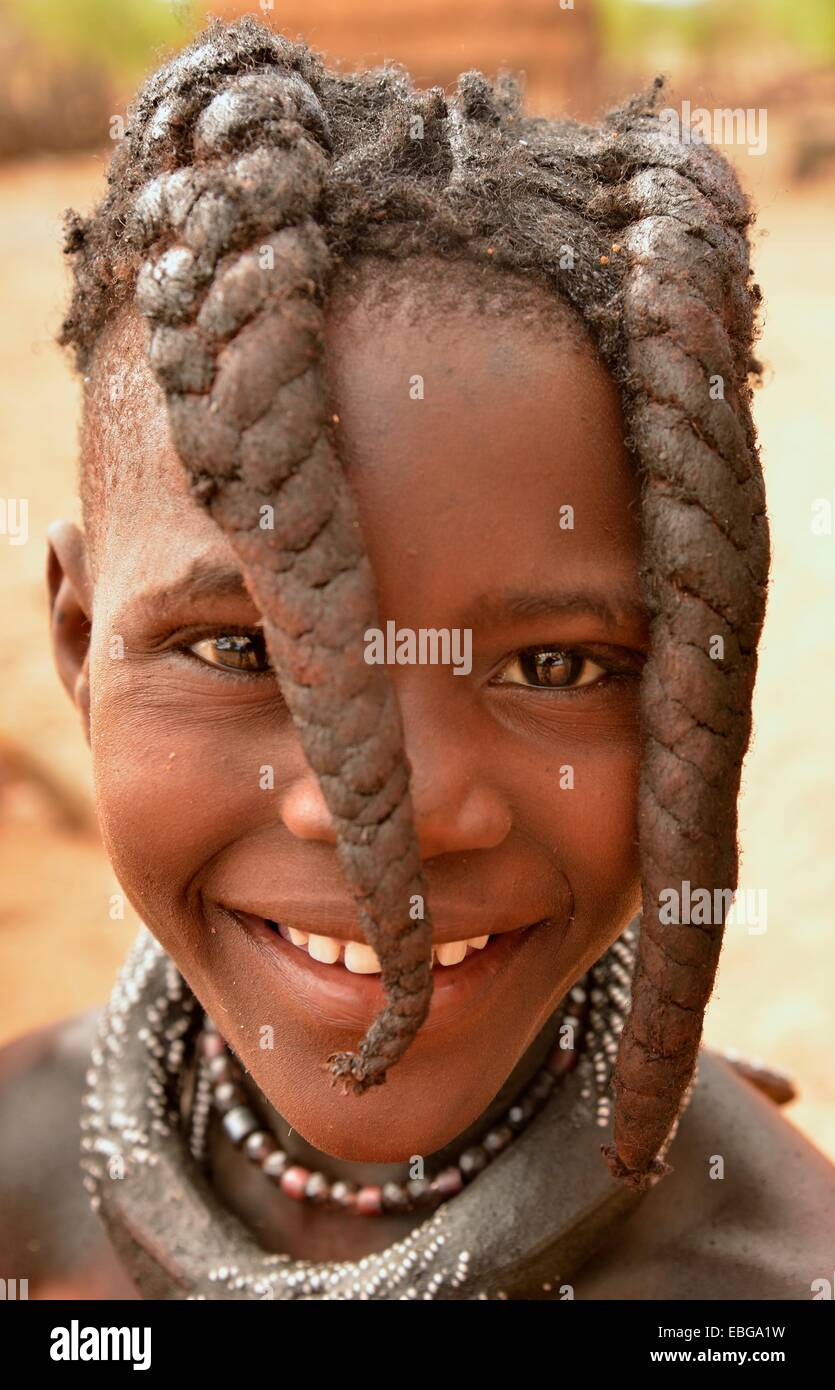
[598,0,835,64]
[1,0,196,81]
[1,0,833,90]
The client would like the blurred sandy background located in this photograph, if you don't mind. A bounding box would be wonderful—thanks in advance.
[1,0,833,1158]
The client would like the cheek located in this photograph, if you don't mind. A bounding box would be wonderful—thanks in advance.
[514,724,642,949]
[575,742,642,930]
[88,658,274,944]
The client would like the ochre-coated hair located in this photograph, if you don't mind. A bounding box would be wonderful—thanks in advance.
[59,18,770,1189]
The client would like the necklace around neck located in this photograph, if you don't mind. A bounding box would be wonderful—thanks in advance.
[80,920,686,1299]
[190,990,587,1217]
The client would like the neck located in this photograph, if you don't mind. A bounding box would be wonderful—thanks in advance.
[203,1006,568,1262]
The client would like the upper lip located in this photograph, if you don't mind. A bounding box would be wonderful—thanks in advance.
[224,901,547,947]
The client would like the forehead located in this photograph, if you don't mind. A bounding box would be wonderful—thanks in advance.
[84,261,637,611]
[323,267,637,616]
[325,258,620,466]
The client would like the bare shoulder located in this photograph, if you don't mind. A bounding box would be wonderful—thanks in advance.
[576,1048,835,1300]
[0,1011,138,1298]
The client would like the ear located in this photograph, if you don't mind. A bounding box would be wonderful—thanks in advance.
[46,520,93,742]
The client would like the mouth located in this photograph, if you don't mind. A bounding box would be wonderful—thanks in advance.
[268,919,490,974]
[222,908,552,1034]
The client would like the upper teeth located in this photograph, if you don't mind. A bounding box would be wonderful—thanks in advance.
[284,927,490,973]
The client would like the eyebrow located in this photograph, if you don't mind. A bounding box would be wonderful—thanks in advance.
[138,564,645,635]
[140,557,253,612]
[466,586,647,631]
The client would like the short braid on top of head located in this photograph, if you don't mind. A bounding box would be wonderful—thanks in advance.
[60,22,770,1187]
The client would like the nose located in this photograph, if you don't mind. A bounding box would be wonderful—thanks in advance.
[278,721,511,862]
[408,756,512,860]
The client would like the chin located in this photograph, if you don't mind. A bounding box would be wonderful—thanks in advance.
[255,1039,507,1164]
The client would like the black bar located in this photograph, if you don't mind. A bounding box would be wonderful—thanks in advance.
[2,1296,830,1377]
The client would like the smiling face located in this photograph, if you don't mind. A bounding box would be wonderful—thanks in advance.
[52,260,647,1162]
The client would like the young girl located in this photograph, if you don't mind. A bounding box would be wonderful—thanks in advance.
[1,16,833,1300]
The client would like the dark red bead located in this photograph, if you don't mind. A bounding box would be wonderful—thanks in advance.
[546,1044,575,1077]
[431,1167,464,1197]
[529,1071,556,1103]
[281,1166,311,1201]
[356,1185,383,1215]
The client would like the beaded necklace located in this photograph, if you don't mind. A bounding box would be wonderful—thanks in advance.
[189,983,588,1217]
[80,919,690,1299]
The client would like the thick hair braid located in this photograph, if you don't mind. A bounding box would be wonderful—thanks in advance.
[595,125,769,1183]
[127,25,434,1093]
[59,20,769,1185]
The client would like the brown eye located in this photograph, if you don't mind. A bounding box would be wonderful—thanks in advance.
[188,631,271,674]
[496,648,605,690]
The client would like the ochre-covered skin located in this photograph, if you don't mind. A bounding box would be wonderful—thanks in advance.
[59,20,769,1184]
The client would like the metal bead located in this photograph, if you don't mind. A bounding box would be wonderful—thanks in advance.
[213,1081,244,1113]
[483,1125,513,1156]
[329,1181,358,1211]
[262,1150,289,1183]
[507,1098,536,1131]
[305,1172,330,1204]
[381,1182,412,1214]
[459,1147,488,1180]
[406,1177,432,1204]
[207,1054,233,1083]
[221,1106,259,1146]
[244,1129,277,1164]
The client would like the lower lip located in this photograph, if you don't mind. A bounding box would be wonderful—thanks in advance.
[226,911,544,1035]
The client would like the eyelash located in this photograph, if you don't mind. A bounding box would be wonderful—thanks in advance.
[491,645,642,697]
[172,627,274,679]
[173,628,641,696]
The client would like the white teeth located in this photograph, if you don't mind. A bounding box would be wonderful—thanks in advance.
[281,924,492,970]
[307,933,341,965]
[436,940,468,967]
[344,941,382,974]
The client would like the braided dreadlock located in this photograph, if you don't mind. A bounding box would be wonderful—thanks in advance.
[58,17,769,1189]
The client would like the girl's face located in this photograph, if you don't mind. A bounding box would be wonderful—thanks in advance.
[50,272,648,1162]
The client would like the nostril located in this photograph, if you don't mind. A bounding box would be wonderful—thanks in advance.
[411,782,512,860]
